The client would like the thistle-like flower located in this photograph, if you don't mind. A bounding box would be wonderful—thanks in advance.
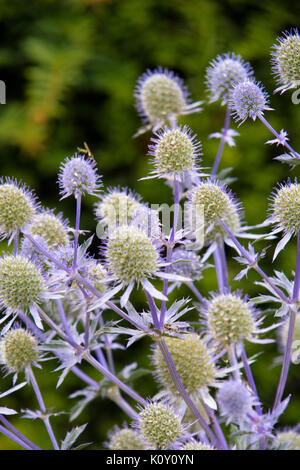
[135,68,202,134]
[275,429,300,450]
[181,440,215,450]
[0,328,39,374]
[147,126,202,181]
[217,379,257,426]
[0,179,38,241]
[137,402,183,449]
[87,261,108,294]
[58,154,102,199]
[107,426,146,450]
[27,210,69,248]
[169,247,204,281]
[271,29,300,93]
[187,180,242,247]
[131,205,161,241]
[229,79,271,123]
[205,52,253,104]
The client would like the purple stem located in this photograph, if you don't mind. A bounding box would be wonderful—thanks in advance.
[99,314,115,374]
[259,115,300,159]
[73,195,81,272]
[56,299,78,347]
[203,405,228,450]
[187,282,204,302]
[0,424,33,450]
[211,105,231,175]
[273,232,300,409]
[240,345,262,415]
[0,415,41,450]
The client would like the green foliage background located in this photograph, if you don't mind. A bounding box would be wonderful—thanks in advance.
[0,0,300,450]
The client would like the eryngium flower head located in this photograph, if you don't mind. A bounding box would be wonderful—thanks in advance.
[58,154,102,199]
[170,248,203,281]
[108,427,146,450]
[153,334,217,396]
[132,205,161,240]
[270,181,300,236]
[188,181,241,245]
[205,52,253,104]
[275,430,300,450]
[106,225,159,283]
[217,379,255,425]
[135,68,201,132]
[204,293,255,346]
[181,440,215,450]
[0,179,37,239]
[0,328,38,373]
[87,262,107,294]
[27,211,69,248]
[95,188,141,231]
[0,255,45,312]
[271,29,300,93]
[229,79,271,123]
[138,402,182,449]
[148,126,201,179]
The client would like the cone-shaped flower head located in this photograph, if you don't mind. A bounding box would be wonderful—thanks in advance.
[0,180,37,238]
[205,52,253,104]
[87,261,107,294]
[229,79,270,122]
[153,333,217,396]
[148,126,201,179]
[204,293,255,347]
[28,211,69,248]
[0,328,39,373]
[181,440,215,450]
[270,181,300,236]
[108,428,146,450]
[106,225,159,284]
[276,430,300,450]
[58,154,102,199]
[0,255,45,312]
[271,30,300,93]
[170,248,203,281]
[95,188,141,231]
[217,379,255,424]
[138,402,183,449]
[188,181,241,245]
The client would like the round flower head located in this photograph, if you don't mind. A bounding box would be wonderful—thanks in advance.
[217,379,256,425]
[132,205,161,240]
[205,52,253,104]
[95,188,141,232]
[106,225,159,284]
[229,79,271,123]
[0,255,45,313]
[138,402,183,449]
[152,333,217,398]
[0,328,39,373]
[87,261,107,294]
[275,430,300,450]
[0,179,37,239]
[270,181,300,236]
[58,154,102,199]
[271,29,300,93]
[148,126,202,180]
[27,211,69,248]
[107,427,146,450]
[135,68,202,132]
[188,181,242,245]
[170,248,203,281]
[181,440,215,450]
[204,293,255,347]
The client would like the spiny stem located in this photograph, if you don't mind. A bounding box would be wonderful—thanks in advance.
[0,415,41,450]
[73,194,81,272]
[259,114,300,160]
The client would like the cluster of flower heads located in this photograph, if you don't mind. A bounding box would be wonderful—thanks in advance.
[1,28,300,452]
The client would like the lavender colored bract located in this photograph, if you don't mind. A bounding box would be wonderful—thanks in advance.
[1,29,300,452]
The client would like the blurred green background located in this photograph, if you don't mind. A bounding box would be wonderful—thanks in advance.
[1,0,300,450]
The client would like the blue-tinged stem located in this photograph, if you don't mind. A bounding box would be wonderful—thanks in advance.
[240,345,262,415]
[13,230,19,255]
[203,405,228,450]
[73,195,81,272]
[0,424,33,450]
[273,231,300,409]
[259,115,300,159]
[211,105,231,175]
[0,415,41,450]
[56,299,78,347]
[28,366,59,450]
[187,282,204,302]
[99,314,115,374]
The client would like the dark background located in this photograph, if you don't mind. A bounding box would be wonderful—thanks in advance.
[0,0,300,450]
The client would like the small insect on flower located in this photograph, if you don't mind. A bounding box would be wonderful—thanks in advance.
[58,153,102,199]
[229,79,271,123]
[0,328,39,374]
[0,178,38,241]
[205,52,253,105]
[137,402,183,449]
[217,379,258,426]
[271,29,300,93]
[147,126,202,181]
[134,68,202,134]
[107,426,146,450]
[187,180,242,248]
[26,210,70,249]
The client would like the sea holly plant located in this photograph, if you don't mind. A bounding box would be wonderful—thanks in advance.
[1,31,300,452]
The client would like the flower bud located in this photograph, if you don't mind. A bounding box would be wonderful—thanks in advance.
[58,155,101,199]
[230,79,270,122]
[271,30,300,93]
[28,211,69,248]
[1,328,38,372]
[108,428,146,450]
[270,181,300,235]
